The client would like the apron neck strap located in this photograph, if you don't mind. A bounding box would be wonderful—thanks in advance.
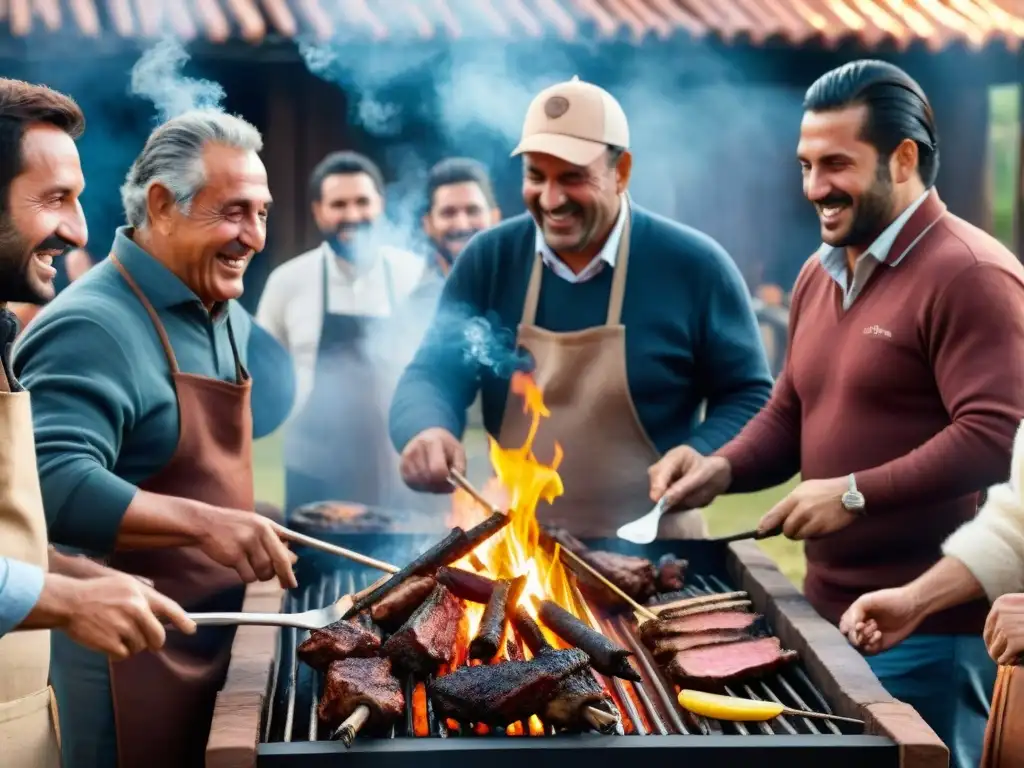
[111,253,180,374]
[522,198,632,327]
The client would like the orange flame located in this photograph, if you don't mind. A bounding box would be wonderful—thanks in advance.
[449,371,577,644]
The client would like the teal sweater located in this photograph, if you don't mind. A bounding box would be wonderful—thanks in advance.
[389,206,773,456]
[13,228,295,555]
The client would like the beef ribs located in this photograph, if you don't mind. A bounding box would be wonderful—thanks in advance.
[381,584,467,676]
[297,617,382,672]
[666,637,798,686]
[639,609,761,646]
[317,657,405,734]
[650,630,753,660]
[370,576,436,629]
[428,648,590,726]
[656,554,687,593]
[541,527,657,605]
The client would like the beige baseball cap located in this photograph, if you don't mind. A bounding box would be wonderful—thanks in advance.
[511,76,630,167]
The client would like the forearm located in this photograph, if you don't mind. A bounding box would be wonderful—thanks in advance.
[114,490,212,549]
[904,556,986,620]
[48,548,110,579]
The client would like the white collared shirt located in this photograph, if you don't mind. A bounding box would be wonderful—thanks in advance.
[817,190,931,310]
[535,194,629,284]
[255,242,426,413]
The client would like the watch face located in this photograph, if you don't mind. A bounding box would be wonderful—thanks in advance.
[842,491,865,511]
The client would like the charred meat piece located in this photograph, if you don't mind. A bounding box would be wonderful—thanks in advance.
[656,554,687,593]
[512,607,614,731]
[382,584,466,676]
[436,567,498,604]
[536,600,641,682]
[666,637,798,687]
[318,657,405,734]
[469,576,525,662]
[370,576,436,629]
[650,630,753,660]
[297,617,382,672]
[428,648,590,726]
[541,526,656,605]
[640,608,760,646]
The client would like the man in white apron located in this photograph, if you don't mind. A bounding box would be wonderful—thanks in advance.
[390,77,773,537]
[0,78,195,768]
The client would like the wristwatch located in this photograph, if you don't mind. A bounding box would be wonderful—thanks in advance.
[841,473,866,514]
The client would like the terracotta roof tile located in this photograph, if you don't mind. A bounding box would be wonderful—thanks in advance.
[2,0,1020,51]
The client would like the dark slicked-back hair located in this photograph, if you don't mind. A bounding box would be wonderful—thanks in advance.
[425,157,496,211]
[0,78,85,217]
[803,60,939,187]
[309,150,385,202]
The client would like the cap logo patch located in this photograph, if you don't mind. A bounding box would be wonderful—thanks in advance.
[544,96,570,119]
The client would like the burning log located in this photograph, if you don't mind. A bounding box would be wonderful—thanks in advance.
[318,657,405,746]
[469,576,526,662]
[427,648,590,727]
[297,616,381,672]
[381,584,467,676]
[535,599,641,682]
[435,566,498,604]
[370,576,436,629]
[512,607,618,733]
[343,514,510,620]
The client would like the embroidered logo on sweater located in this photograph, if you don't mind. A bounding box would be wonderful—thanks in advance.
[862,324,893,338]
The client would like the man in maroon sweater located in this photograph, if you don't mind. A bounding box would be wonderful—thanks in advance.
[648,60,1024,768]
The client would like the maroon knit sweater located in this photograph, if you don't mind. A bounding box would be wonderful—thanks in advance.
[718,190,1024,635]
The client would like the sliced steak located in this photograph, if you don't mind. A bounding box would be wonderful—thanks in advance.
[640,609,761,646]
[666,637,798,686]
[650,630,752,660]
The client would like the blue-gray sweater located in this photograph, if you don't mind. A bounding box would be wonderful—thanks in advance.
[389,206,773,455]
[13,228,295,555]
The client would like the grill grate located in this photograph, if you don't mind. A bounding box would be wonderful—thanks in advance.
[261,567,855,745]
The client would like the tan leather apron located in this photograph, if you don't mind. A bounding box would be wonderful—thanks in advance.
[106,255,254,768]
[982,663,1024,768]
[0,356,61,767]
[497,202,707,539]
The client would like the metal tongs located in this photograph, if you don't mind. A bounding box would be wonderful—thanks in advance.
[617,496,783,545]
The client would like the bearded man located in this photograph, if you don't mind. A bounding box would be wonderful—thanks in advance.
[647,60,1024,768]
[256,150,426,515]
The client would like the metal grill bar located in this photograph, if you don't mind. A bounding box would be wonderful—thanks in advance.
[263,566,859,746]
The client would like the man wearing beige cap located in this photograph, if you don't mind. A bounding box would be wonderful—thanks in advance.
[389,77,772,537]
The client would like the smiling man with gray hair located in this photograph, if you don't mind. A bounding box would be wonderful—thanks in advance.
[13,108,299,768]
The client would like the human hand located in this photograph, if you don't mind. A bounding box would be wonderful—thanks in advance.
[984,594,1024,665]
[839,587,926,655]
[31,573,196,660]
[399,427,466,493]
[757,477,857,539]
[648,446,731,510]
[194,508,298,589]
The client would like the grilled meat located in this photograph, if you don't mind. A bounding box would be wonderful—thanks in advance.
[512,608,614,731]
[371,576,436,629]
[469,576,525,662]
[650,630,753,660]
[382,584,467,676]
[536,600,641,682]
[541,527,657,605]
[656,554,687,593]
[317,657,405,734]
[428,648,590,726]
[640,608,760,646]
[297,617,382,672]
[666,637,798,687]
[436,567,498,604]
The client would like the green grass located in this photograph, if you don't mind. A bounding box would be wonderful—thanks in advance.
[254,429,804,589]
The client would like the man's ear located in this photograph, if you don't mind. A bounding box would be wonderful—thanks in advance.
[146,183,179,236]
[615,151,633,194]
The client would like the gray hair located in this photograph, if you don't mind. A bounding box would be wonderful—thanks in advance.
[120,109,263,229]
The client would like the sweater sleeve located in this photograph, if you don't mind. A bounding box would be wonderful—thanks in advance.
[856,263,1024,512]
[13,311,140,554]
[388,239,489,451]
[686,243,774,455]
[942,419,1024,602]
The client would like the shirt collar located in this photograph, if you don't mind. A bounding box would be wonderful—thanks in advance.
[816,189,931,278]
[112,226,229,320]
[535,194,629,283]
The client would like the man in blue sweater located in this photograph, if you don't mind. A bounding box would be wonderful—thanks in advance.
[390,77,772,537]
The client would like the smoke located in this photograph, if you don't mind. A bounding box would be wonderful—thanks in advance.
[129,37,226,123]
